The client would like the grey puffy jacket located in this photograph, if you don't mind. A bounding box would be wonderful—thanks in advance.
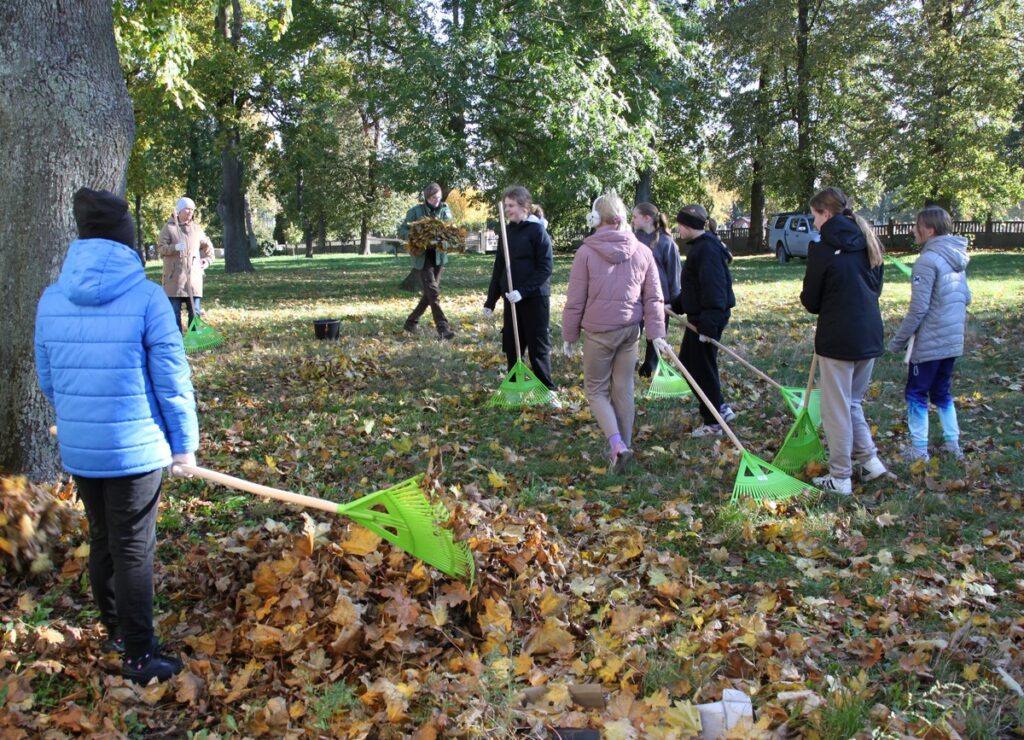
[888,234,971,363]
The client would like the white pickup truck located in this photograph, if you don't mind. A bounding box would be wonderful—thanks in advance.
[769,212,820,263]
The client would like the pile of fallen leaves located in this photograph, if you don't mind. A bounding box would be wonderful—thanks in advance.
[0,476,84,579]
[405,217,466,256]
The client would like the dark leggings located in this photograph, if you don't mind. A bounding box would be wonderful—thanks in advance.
[74,469,163,658]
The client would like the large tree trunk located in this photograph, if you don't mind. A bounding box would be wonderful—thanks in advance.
[634,166,653,206]
[218,138,254,272]
[0,1,135,480]
[795,0,816,205]
[748,161,766,252]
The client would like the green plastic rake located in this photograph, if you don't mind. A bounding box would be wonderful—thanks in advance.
[174,465,474,582]
[646,353,692,399]
[887,253,913,278]
[488,203,555,408]
[673,313,822,429]
[183,267,224,353]
[773,354,826,474]
[659,345,817,503]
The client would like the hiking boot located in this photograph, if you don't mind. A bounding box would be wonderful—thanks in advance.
[942,441,965,460]
[102,635,125,654]
[122,643,183,684]
[691,424,723,438]
[902,446,930,463]
[855,455,888,482]
[719,404,737,423]
[813,474,852,495]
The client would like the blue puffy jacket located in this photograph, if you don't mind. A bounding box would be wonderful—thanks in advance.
[35,238,199,477]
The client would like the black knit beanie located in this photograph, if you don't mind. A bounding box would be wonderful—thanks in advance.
[73,187,135,248]
[676,204,708,231]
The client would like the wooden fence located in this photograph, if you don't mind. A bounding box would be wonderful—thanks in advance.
[715,219,1024,254]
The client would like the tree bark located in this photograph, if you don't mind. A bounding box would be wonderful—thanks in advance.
[748,160,766,252]
[634,166,653,206]
[0,0,135,479]
[795,0,816,205]
[218,142,254,271]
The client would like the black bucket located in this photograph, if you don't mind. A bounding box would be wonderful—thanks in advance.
[313,318,341,340]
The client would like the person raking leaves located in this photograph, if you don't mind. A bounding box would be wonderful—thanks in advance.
[35,188,200,684]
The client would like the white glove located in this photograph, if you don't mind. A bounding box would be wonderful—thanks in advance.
[170,452,196,477]
[562,341,576,358]
[175,242,186,252]
[200,258,210,270]
[652,337,671,355]
[482,307,494,321]
[505,290,522,304]
[698,333,711,343]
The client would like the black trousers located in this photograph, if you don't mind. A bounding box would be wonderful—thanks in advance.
[74,469,163,658]
[680,326,724,424]
[405,263,449,333]
[502,295,555,390]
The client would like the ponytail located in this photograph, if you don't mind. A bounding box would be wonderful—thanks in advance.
[634,202,670,239]
[809,187,884,269]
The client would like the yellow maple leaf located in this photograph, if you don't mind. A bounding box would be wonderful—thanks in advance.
[341,525,383,556]
[603,718,639,740]
[963,663,980,681]
[664,700,703,735]
[524,618,574,656]
[487,469,507,490]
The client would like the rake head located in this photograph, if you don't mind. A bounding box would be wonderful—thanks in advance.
[780,387,822,428]
[337,475,474,582]
[732,450,817,503]
[184,314,225,353]
[772,408,826,474]
[646,357,692,399]
[488,359,554,407]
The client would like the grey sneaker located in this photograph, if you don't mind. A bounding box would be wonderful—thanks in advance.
[855,455,888,482]
[942,441,965,460]
[902,446,930,463]
[812,474,852,495]
[611,449,634,474]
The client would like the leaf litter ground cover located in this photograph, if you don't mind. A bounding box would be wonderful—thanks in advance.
[3,251,1024,737]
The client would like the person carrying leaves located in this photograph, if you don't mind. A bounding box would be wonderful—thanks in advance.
[563,192,668,472]
[887,206,970,462]
[157,196,215,334]
[484,185,557,394]
[35,188,197,684]
[400,182,456,340]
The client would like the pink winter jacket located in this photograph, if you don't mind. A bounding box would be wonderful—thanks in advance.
[562,226,666,343]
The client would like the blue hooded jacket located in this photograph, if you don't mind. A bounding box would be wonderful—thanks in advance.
[35,238,199,477]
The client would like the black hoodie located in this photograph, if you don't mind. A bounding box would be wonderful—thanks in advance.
[800,214,884,361]
[670,230,735,339]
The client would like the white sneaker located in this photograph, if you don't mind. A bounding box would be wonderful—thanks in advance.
[719,404,737,423]
[942,441,965,460]
[813,474,852,495]
[691,424,723,438]
[548,393,562,409]
[855,455,888,482]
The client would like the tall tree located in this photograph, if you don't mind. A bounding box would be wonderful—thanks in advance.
[0,1,135,479]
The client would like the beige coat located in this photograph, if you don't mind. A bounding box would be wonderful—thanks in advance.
[158,217,215,298]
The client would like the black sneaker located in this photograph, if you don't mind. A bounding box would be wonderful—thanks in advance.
[122,643,183,684]
[438,329,456,341]
[403,323,418,334]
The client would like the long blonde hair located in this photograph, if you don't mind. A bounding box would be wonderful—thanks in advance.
[593,192,629,231]
[809,187,884,268]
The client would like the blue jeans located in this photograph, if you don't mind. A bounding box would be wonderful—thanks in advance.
[905,357,959,449]
[169,297,200,333]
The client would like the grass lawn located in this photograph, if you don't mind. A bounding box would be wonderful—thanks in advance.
[3,248,1023,737]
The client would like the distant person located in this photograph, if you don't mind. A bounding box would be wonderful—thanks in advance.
[671,204,737,437]
[632,202,681,377]
[157,197,215,333]
[888,206,970,461]
[399,183,455,340]
[484,186,556,394]
[530,203,549,231]
[35,188,198,684]
[563,193,667,472]
[801,187,889,494]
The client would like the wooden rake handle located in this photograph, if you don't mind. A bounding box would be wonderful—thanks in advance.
[669,311,783,391]
[496,202,523,363]
[172,464,340,515]
[656,345,747,453]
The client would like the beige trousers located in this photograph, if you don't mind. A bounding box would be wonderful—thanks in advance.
[583,324,641,447]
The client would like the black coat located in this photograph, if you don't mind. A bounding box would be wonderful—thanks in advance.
[670,231,735,339]
[800,214,885,361]
[485,219,553,308]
